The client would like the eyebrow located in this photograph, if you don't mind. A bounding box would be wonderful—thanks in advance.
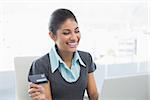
[63,27,79,31]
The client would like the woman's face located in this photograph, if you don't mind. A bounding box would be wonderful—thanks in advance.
[53,18,81,53]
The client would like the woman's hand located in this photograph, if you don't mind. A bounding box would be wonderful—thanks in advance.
[28,83,48,100]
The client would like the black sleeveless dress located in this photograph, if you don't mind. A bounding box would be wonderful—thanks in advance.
[28,51,96,100]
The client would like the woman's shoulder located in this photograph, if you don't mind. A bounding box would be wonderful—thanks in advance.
[77,50,93,64]
[33,53,49,64]
[78,50,96,73]
[77,50,92,58]
[29,53,51,76]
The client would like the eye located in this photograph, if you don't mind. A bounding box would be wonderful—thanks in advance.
[75,30,80,33]
[62,31,70,35]
[75,27,80,33]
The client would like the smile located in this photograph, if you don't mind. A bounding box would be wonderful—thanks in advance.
[67,42,78,48]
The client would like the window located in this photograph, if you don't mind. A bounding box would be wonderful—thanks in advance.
[0,1,149,76]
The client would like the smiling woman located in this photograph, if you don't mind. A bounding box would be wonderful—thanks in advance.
[0,1,149,100]
[28,8,99,100]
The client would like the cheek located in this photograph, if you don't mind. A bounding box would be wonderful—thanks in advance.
[57,36,68,44]
[77,34,81,41]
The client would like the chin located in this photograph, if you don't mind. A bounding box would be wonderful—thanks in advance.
[68,48,77,52]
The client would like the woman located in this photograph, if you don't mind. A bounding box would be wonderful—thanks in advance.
[28,8,99,100]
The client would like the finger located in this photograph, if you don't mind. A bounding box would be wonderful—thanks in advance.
[28,82,33,89]
[30,83,40,89]
[28,87,40,94]
[32,95,39,100]
[29,91,41,98]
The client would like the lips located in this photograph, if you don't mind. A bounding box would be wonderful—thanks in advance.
[67,42,78,48]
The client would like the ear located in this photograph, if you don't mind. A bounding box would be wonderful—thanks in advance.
[49,32,57,41]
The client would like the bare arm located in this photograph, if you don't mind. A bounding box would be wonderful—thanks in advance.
[28,81,52,100]
[87,73,99,100]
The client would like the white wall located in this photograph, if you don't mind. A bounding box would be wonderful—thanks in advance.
[0,0,149,71]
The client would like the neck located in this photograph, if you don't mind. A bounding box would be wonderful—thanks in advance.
[59,51,73,61]
[55,45,73,62]
[58,50,74,68]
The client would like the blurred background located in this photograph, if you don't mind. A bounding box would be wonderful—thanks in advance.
[0,0,149,100]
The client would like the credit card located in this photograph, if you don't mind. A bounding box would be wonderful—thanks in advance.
[28,74,48,84]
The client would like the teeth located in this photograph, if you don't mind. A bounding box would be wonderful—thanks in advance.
[68,42,77,47]
[68,42,77,45]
